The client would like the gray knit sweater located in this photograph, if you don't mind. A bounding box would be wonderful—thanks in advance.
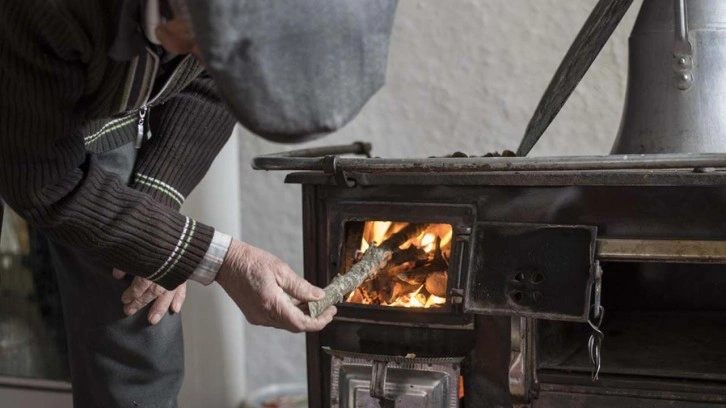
[0,0,237,289]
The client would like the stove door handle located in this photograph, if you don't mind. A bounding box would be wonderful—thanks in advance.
[370,360,396,407]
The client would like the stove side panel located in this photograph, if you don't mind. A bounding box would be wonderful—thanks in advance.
[302,184,329,408]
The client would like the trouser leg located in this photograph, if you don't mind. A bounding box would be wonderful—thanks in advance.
[51,245,184,408]
[48,143,185,408]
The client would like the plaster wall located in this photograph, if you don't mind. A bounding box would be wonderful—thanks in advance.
[238,0,644,392]
[180,136,247,407]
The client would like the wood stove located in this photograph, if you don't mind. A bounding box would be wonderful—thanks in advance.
[254,143,726,408]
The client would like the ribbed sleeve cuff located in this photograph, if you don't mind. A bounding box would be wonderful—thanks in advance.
[189,230,231,285]
[145,215,215,289]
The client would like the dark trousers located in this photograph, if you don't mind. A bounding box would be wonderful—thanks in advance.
[49,143,184,408]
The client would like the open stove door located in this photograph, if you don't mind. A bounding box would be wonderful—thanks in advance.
[463,222,597,322]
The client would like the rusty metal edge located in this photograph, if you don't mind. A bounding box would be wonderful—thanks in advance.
[597,239,726,263]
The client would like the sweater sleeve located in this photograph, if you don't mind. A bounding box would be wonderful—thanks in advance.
[131,75,236,210]
[0,2,212,289]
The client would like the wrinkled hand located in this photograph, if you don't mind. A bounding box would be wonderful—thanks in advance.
[113,269,187,325]
[215,240,336,333]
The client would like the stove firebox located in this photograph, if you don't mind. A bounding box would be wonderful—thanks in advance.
[341,220,453,309]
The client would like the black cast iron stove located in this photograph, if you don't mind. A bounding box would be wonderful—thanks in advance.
[254,143,726,408]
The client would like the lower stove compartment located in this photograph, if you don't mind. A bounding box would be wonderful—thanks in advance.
[326,348,462,408]
[311,313,726,407]
[308,320,500,407]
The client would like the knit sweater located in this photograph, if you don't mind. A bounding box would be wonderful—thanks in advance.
[0,0,237,289]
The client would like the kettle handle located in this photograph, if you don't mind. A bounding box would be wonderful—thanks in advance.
[674,0,691,53]
[673,0,694,90]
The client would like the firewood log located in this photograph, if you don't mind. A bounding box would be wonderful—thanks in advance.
[425,271,448,297]
[387,281,421,304]
[386,246,428,269]
[308,223,430,317]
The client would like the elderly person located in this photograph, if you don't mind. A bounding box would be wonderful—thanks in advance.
[0,0,396,406]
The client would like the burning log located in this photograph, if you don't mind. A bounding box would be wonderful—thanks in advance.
[397,263,442,285]
[308,223,430,317]
[347,288,364,303]
[387,246,428,268]
[378,246,428,279]
[397,237,448,285]
[387,281,422,304]
[425,271,448,297]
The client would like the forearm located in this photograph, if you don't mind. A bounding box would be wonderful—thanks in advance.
[1,152,215,289]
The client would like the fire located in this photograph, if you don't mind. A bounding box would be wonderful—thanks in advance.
[372,221,392,244]
[425,294,447,308]
[347,221,452,309]
[360,238,370,253]
[421,233,436,253]
[389,285,426,307]
[440,228,453,248]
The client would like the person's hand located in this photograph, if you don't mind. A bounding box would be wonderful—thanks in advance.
[215,240,336,332]
[113,269,187,325]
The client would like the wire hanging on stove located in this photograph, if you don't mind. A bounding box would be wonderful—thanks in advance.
[588,262,605,381]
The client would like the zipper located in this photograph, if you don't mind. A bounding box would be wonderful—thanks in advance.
[134,52,194,149]
[135,105,148,149]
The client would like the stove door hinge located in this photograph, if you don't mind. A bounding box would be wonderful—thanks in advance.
[323,155,357,188]
[448,234,470,311]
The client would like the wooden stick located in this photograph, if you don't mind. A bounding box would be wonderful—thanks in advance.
[308,223,429,318]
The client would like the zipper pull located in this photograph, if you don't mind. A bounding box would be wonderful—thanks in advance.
[145,107,153,140]
[135,105,148,149]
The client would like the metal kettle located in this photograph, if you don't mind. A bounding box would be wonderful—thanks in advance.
[612,0,726,154]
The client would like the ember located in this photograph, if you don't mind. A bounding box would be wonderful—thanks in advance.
[345,221,452,308]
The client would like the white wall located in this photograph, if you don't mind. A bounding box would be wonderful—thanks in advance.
[180,135,247,408]
[237,0,645,392]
